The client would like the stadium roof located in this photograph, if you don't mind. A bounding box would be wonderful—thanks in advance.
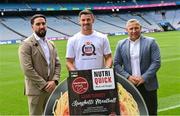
[1,0,136,3]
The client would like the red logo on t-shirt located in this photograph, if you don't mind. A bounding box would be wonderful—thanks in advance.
[72,77,89,94]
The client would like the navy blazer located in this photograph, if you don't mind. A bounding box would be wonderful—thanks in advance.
[114,36,161,91]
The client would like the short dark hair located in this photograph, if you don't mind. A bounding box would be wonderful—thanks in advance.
[30,14,46,25]
[79,9,94,17]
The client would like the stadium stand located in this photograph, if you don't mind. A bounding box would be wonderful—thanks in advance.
[2,17,31,36]
[0,22,23,40]
[0,0,179,43]
[47,16,80,36]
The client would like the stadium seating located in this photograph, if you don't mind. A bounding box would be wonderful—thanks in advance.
[0,1,179,41]
[0,23,22,40]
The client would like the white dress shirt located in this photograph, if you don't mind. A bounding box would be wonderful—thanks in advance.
[34,33,50,76]
[129,38,141,76]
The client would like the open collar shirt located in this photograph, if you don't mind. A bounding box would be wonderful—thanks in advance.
[34,33,50,76]
[129,37,141,76]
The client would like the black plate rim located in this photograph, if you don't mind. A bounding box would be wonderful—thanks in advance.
[44,74,149,115]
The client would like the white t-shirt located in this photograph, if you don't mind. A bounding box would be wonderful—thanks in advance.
[66,31,111,70]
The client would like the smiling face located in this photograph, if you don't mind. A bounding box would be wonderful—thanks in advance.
[79,10,94,35]
[32,17,47,38]
[126,19,142,41]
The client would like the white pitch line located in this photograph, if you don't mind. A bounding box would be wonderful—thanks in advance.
[158,104,180,112]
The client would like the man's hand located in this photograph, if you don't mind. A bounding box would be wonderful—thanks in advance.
[128,76,145,86]
[128,76,139,85]
[135,76,145,86]
[44,81,56,93]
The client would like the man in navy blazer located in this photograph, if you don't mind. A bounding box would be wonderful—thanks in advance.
[114,19,161,115]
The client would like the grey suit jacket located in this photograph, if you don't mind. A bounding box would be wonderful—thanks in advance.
[19,35,61,95]
[114,36,161,91]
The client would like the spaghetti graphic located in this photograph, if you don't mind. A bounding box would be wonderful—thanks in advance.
[53,83,140,116]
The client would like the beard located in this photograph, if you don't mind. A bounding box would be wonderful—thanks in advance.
[35,29,46,38]
[82,24,92,31]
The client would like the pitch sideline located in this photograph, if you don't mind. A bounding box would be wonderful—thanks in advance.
[158,104,180,112]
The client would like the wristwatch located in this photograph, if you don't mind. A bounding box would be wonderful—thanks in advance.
[54,80,59,85]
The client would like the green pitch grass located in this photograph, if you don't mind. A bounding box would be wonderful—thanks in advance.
[0,31,180,115]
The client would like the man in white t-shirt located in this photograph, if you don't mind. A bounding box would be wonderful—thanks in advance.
[66,9,113,71]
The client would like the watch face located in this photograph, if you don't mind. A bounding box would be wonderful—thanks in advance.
[44,73,148,115]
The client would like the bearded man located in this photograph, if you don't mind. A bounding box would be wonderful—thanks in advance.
[18,14,61,115]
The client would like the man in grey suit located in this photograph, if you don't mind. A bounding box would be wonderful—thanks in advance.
[114,19,161,115]
[18,14,61,115]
